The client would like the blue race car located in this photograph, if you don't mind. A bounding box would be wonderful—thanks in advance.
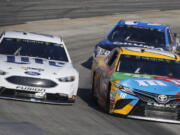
[93,20,178,57]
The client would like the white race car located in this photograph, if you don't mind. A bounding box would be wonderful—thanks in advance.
[0,31,79,104]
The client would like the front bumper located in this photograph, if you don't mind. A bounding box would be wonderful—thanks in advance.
[0,74,79,104]
[0,88,76,104]
[112,99,180,123]
[110,88,180,123]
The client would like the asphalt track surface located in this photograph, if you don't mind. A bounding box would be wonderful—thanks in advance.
[1,0,180,26]
[1,1,180,135]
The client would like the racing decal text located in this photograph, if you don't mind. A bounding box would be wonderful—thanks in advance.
[16,86,46,92]
[135,80,167,86]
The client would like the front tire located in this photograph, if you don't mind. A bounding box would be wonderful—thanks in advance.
[104,84,111,114]
[92,72,98,103]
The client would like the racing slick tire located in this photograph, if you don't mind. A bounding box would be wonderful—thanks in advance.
[104,84,111,114]
[92,72,98,103]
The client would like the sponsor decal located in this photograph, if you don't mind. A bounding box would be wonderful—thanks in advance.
[135,80,167,86]
[123,73,151,78]
[157,94,168,103]
[147,102,175,108]
[16,85,46,93]
[21,57,29,62]
[7,56,15,62]
[154,76,180,86]
[24,71,40,76]
[113,42,163,50]
[111,72,153,82]
[125,20,137,25]
[147,23,162,26]
[15,92,34,98]
[6,56,64,67]
[49,61,63,67]
[7,56,29,64]
[169,79,180,86]
[21,66,44,72]
[35,58,43,64]
[126,48,175,58]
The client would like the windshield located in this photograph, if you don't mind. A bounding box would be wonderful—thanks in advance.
[118,55,180,79]
[0,38,68,62]
[108,26,165,47]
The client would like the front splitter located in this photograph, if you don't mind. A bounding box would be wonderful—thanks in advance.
[0,96,75,105]
[127,115,180,124]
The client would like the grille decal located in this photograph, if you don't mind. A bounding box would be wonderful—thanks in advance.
[6,76,57,88]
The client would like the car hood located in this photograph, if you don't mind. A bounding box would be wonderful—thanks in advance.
[0,55,76,78]
[111,72,180,95]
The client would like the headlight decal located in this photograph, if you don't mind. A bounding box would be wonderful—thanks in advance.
[58,76,75,82]
[0,69,7,75]
[120,86,135,95]
[115,83,135,96]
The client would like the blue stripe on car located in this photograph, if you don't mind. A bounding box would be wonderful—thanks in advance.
[130,99,139,106]
[21,57,29,62]
[7,56,15,62]
[35,58,43,64]
[49,61,62,67]
[7,56,28,64]
[58,62,65,65]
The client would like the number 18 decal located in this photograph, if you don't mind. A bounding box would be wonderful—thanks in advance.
[120,93,127,99]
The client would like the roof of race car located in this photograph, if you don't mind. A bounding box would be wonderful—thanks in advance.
[118,47,180,60]
[117,20,167,31]
[2,31,63,44]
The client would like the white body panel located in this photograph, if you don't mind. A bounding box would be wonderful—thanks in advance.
[0,31,79,104]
